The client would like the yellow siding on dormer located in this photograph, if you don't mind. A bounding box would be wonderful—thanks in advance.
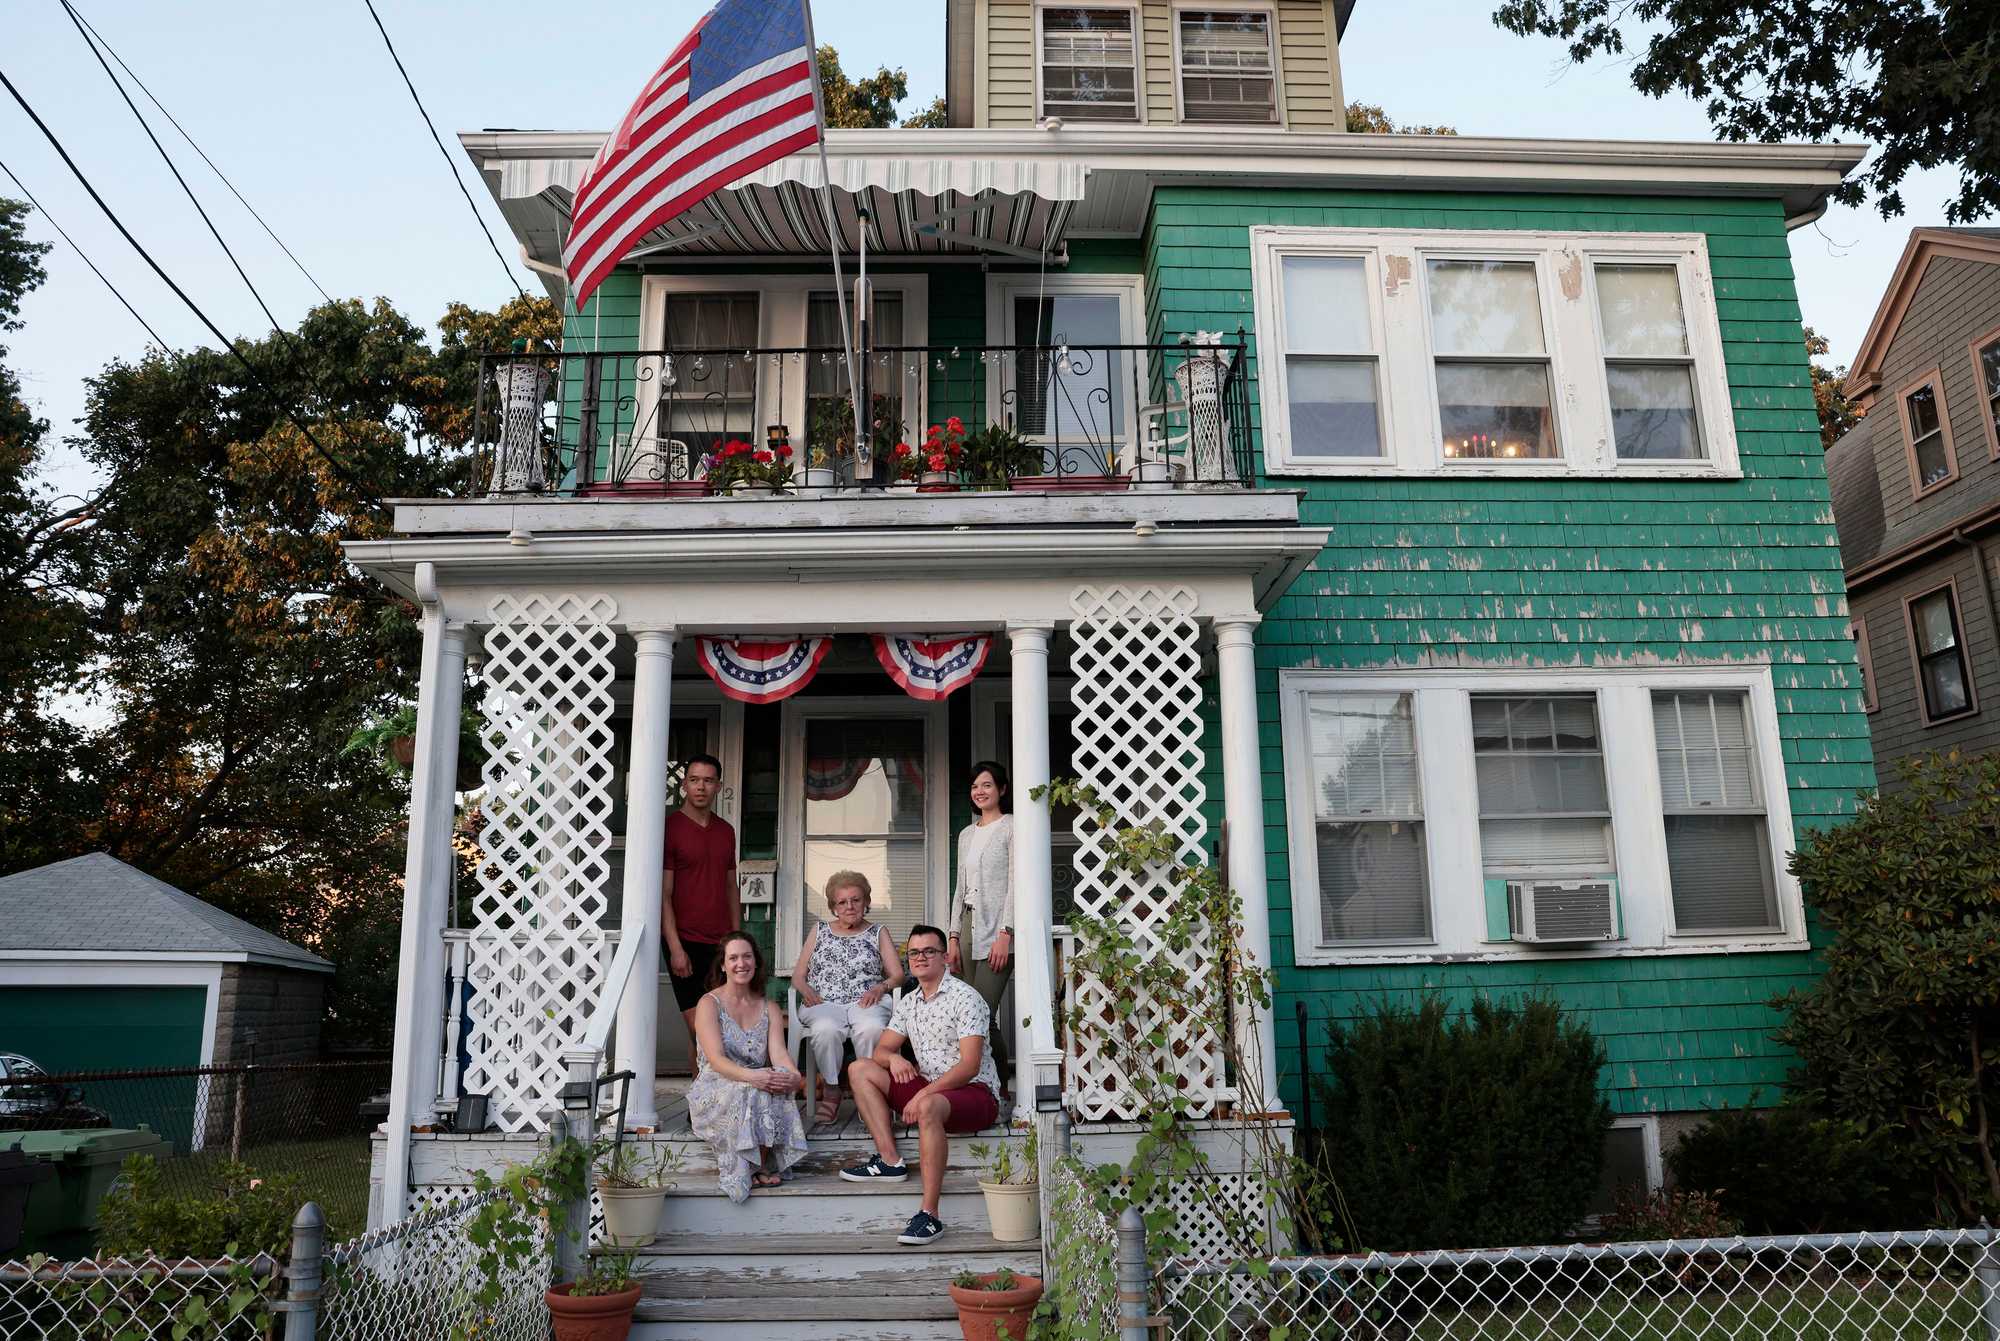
[1278,0,1343,128]
[988,0,1037,126]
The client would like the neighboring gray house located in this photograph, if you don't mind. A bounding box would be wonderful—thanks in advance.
[0,854,333,1074]
[1827,227,2000,787]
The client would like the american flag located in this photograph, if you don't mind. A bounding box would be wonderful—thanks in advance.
[563,0,821,309]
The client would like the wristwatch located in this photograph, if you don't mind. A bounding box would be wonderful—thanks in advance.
[1000,925,1014,936]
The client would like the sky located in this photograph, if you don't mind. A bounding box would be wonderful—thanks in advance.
[6,0,1966,502]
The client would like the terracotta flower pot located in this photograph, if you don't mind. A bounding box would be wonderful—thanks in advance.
[947,1272,1043,1341]
[387,735,417,771]
[546,1283,642,1341]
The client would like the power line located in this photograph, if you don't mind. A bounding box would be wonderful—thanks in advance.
[0,65,387,517]
[0,154,167,347]
[359,0,528,300]
[64,1,332,305]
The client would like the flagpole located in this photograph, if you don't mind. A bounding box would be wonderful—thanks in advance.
[799,0,866,479]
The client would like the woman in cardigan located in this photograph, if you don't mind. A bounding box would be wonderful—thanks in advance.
[947,760,1015,1086]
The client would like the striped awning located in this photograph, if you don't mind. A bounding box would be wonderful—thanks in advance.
[493,149,1085,266]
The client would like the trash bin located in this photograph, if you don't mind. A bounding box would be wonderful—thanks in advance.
[2,1128,171,1254]
[0,1146,55,1257]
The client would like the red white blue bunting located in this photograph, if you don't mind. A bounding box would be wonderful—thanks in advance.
[871,632,992,701]
[696,636,832,704]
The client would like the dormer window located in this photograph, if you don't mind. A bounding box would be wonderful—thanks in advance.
[1176,9,1279,124]
[1038,6,1139,123]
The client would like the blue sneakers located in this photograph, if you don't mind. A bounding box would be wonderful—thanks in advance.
[897,1210,946,1246]
[839,1154,909,1183]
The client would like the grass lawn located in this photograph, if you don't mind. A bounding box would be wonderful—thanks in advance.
[152,1136,374,1244]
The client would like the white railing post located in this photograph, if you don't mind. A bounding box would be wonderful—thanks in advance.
[438,929,471,1110]
[1008,623,1060,1123]
[1215,616,1280,1107]
[382,565,465,1227]
[616,625,677,1129]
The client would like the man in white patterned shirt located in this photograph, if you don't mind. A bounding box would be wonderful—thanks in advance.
[839,923,1001,1245]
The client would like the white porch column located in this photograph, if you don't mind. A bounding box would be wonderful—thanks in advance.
[1215,617,1281,1109]
[1007,623,1058,1123]
[615,625,677,1129]
[382,564,465,1226]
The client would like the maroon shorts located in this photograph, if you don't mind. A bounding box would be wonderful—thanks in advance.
[887,1075,1000,1133]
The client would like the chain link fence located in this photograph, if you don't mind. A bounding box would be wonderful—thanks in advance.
[0,1252,280,1339]
[1150,1228,1997,1341]
[1045,1149,1120,1339]
[318,1188,550,1341]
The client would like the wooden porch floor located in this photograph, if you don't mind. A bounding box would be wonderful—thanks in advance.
[639,1077,1013,1143]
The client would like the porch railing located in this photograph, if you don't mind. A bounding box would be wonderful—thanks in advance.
[471,336,1255,497]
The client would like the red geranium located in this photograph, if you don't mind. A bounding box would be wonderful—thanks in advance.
[753,450,774,463]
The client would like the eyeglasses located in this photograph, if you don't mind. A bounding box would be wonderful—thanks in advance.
[906,946,944,959]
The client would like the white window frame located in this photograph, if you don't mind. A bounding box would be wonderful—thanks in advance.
[985,271,1146,464]
[1280,664,1805,967]
[1250,228,1740,478]
[1169,1,1285,127]
[1034,1,1145,126]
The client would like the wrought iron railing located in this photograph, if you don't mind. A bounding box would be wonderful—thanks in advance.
[471,335,1255,497]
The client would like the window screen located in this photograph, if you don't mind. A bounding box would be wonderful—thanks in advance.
[1652,690,1778,933]
[1471,695,1613,873]
[1178,11,1278,124]
[1306,693,1429,943]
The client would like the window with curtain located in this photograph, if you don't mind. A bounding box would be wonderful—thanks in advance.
[807,291,905,481]
[1278,255,1382,457]
[803,717,930,948]
[1306,693,1429,943]
[1040,8,1138,122]
[1177,10,1278,124]
[1428,260,1560,460]
[662,292,759,458]
[1595,264,1703,460]
[1008,292,1127,456]
[1910,586,1974,720]
[1471,695,1613,874]
[1652,690,1778,934]
[1903,378,1954,490]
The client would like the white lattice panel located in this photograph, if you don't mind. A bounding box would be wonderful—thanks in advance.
[465,592,619,1132]
[1066,584,1229,1120]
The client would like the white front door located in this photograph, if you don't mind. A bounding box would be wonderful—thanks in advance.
[778,697,950,970]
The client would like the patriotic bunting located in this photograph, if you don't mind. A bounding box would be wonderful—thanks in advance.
[696,635,831,704]
[872,632,993,701]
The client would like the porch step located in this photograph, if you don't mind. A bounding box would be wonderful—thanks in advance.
[658,1164,989,1233]
[623,1227,1038,1280]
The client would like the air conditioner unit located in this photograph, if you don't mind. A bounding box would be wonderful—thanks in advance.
[1507,879,1620,944]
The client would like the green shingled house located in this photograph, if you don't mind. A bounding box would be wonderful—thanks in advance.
[346,0,1871,1307]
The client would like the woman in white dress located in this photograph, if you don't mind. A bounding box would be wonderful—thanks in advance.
[789,871,905,1124]
[685,931,808,1202]
[947,760,1015,1084]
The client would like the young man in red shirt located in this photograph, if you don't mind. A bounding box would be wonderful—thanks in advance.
[662,753,739,1043]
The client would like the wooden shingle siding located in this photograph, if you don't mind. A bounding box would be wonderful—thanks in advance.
[1850,548,2000,784]
[1874,257,2000,534]
[1145,187,1871,1117]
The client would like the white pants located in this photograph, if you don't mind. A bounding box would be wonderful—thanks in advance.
[798,999,892,1086]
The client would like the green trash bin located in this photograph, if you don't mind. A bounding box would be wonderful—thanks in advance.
[2,1128,171,1254]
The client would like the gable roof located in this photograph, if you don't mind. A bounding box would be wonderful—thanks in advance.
[0,854,334,972]
[1845,227,2000,409]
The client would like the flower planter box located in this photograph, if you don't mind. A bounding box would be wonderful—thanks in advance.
[1010,474,1130,493]
[918,472,960,493]
[577,479,708,498]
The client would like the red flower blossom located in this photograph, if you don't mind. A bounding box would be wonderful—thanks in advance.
[893,442,911,456]
[927,453,948,472]
[753,450,774,464]
[946,416,964,434]
[775,445,793,458]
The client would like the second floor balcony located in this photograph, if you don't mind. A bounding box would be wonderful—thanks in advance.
[473,336,1255,499]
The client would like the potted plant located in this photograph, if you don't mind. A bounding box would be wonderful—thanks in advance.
[947,1267,1044,1341]
[803,443,841,489]
[970,1125,1038,1243]
[596,1141,683,1248]
[888,441,922,491]
[919,417,967,491]
[547,1250,644,1341]
[344,705,488,792]
[703,438,791,496]
[962,422,1041,490]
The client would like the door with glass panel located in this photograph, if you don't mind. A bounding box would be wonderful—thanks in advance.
[999,285,1137,475]
[806,290,919,483]
[630,292,760,484]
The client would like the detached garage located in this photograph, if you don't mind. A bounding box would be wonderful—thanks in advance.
[0,854,333,1074]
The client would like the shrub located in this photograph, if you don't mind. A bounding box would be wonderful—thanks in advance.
[96,1155,304,1260]
[1781,749,2000,1224]
[1667,1102,1936,1234]
[1599,1187,1739,1241]
[1314,995,1610,1249]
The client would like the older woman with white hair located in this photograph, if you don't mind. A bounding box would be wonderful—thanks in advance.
[789,870,905,1125]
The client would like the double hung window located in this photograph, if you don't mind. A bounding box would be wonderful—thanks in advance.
[1908,585,1975,722]
[1595,264,1702,460]
[1039,8,1139,122]
[1176,10,1278,124]
[1429,260,1558,460]
[1278,256,1383,457]
[1899,371,1957,494]
[1303,693,1429,944]
[1652,690,1778,933]
[1470,695,1613,875]
[1971,327,2000,457]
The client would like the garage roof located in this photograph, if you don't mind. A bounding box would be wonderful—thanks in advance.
[0,854,333,973]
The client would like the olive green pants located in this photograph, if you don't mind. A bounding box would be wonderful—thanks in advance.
[958,909,1013,1077]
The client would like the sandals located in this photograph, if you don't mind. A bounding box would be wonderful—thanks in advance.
[815,1093,841,1124]
[751,1171,784,1188]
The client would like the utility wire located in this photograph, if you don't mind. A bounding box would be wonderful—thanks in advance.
[360,0,528,300]
[0,66,387,516]
[64,1,332,304]
[61,0,288,338]
[0,153,167,347]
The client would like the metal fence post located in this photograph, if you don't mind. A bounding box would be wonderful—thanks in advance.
[1978,1236,2000,1341]
[1117,1205,1151,1341]
[282,1202,325,1341]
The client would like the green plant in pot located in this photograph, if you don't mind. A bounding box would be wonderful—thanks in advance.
[345,704,489,792]
[962,422,1041,488]
[548,1250,644,1341]
[969,1124,1038,1243]
[595,1141,684,1248]
[947,1266,1044,1341]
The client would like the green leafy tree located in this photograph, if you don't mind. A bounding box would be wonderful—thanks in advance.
[816,45,942,128]
[1781,749,2000,1223]
[1345,102,1458,135]
[1806,326,1858,451]
[1491,0,2000,221]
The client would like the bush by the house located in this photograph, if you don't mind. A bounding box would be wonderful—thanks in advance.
[1598,1186,1739,1241]
[1781,749,2000,1225]
[1667,1102,1935,1234]
[97,1155,304,1260]
[1314,995,1610,1249]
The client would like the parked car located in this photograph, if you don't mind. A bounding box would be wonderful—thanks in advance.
[0,1054,109,1128]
